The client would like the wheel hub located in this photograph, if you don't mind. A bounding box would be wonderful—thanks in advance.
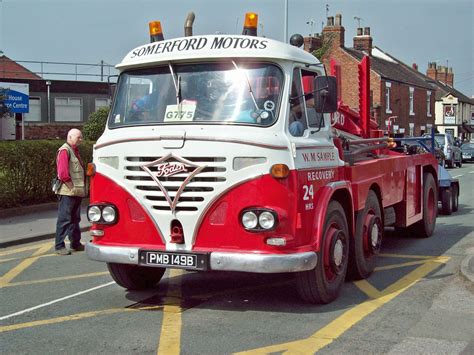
[333,239,343,266]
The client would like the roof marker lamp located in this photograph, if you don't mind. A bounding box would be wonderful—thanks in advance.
[149,21,164,43]
[242,12,258,36]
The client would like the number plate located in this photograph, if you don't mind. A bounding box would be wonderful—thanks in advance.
[140,251,208,270]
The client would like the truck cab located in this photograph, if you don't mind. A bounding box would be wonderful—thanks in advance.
[86,13,438,304]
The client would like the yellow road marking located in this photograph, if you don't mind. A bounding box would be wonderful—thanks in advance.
[379,253,434,260]
[235,256,449,354]
[3,271,110,288]
[375,260,427,271]
[0,306,163,333]
[0,242,51,256]
[157,269,184,355]
[0,253,56,264]
[0,244,51,287]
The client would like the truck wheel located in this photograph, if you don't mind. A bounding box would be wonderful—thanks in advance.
[410,173,437,238]
[296,200,349,304]
[107,263,165,290]
[457,159,462,168]
[440,188,452,215]
[451,184,459,212]
[446,160,453,168]
[348,190,382,280]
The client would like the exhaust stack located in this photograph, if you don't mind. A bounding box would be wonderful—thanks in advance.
[185,12,195,37]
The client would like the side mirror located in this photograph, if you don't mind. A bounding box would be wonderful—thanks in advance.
[313,76,338,113]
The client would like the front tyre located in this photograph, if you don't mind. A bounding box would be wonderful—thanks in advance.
[296,200,349,304]
[107,263,165,290]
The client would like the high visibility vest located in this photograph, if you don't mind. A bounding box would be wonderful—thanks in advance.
[56,143,86,197]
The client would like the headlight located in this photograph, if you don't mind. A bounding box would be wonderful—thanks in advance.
[87,206,101,222]
[241,208,279,231]
[102,206,116,223]
[259,211,275,229]
[242,211,258,229]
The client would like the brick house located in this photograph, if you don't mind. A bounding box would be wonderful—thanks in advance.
[1,54,111,140]
[304,14,436,136]
[424,63,474,141]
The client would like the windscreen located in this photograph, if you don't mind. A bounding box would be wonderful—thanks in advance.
[434,135,445,146]
[109,62,283,128]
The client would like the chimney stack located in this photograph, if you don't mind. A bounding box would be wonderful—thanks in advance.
[426,62,454,86]
[322,13,345,48]
[412,63,418,71]
[353,26,372,55]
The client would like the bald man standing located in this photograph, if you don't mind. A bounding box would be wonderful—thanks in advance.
[54,128,86,255]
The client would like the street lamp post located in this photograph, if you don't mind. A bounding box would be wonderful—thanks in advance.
[46,80,51,123]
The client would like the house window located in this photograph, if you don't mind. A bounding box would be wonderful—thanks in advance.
[25,97,41,122]
[409,87,415,116]
[385,82,392,113]
[55,97,82,122]
[95,98,110,111]
[426,91,432,117]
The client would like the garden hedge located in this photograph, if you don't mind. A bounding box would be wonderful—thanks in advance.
[0,140,94,208]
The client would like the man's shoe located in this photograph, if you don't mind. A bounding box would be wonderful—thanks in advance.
[56,248,71,255]
[71,244,85,252]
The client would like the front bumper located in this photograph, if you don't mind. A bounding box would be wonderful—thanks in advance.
[85,242,317,273]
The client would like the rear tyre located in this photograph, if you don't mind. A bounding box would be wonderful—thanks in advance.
[410,173,437,238]
[446,160,453,168]
[440,188,452,215]
[348,190,383,280]
[296,200,349,304]
[107,263,165,290]
[457,159,462,168]
[451,184,459,212]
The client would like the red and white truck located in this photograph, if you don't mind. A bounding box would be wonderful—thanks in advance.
[85,13,438,304]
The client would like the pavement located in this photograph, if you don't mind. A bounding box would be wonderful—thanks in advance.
[0,200,90,248]
[0,202,473,286]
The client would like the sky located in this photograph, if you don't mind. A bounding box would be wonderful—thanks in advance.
[0,0,473,96]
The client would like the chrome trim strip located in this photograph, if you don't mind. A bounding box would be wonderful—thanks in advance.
[86,243,317,273]
[295,145,335,149]
[210,251,317,273]
[327,181,349,189]
[95,136,288,151]
[86,243,140,265]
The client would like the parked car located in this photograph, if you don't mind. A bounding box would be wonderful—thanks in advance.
[434,133,462,168]
[461,142,474,162]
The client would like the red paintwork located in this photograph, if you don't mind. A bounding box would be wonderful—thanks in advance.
[90,173,165,248]
[193,172,304,253]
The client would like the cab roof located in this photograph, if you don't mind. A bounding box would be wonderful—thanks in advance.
[117,35,319,71]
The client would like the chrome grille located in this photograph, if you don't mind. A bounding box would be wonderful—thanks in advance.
[124,156,227,212]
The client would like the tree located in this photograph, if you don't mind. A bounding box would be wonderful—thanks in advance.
[83,106,109,141]
[0,88,10,117]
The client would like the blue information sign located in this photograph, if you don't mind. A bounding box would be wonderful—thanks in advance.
[0,82,30,113]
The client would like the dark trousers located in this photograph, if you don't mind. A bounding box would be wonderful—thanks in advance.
[55,195,82,250]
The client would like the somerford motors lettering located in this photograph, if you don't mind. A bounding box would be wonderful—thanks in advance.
[156,162,187,178]
[131,36,269,58]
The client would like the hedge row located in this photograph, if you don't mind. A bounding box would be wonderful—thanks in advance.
[0,140,94,208]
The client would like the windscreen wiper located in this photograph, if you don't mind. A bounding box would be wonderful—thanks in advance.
[168,63,182,106]
[231,60,259,111]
